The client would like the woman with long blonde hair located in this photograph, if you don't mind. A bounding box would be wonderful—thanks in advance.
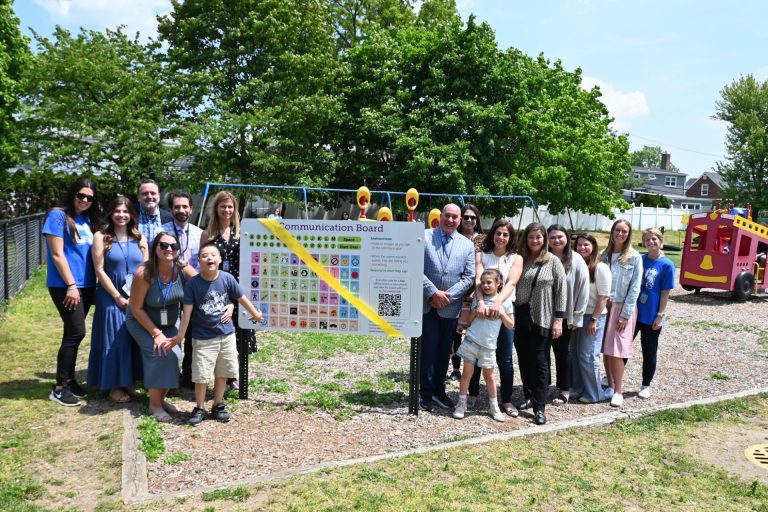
[600,219,642,407]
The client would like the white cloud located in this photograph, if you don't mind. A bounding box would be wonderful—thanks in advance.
[34,0,171,40]
[581,76,649,132]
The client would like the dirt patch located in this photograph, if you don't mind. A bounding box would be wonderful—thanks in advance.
[688,414,768,484]
[136,285,768,496]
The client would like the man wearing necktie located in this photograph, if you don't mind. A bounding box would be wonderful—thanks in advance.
[421,204,475,412]
[162,191,203,272]
[136,179,173,244]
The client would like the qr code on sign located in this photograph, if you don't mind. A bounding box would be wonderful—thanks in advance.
[377,293,401,317]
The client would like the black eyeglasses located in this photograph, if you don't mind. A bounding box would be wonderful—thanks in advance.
[158,241,179,251]
[75,192,94,203]
[462,215,477,221]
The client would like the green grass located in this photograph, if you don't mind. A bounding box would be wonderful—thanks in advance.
[137,416,166,462]
[712,371,732,381]
[201,486,251,503]
[164,452,192,465]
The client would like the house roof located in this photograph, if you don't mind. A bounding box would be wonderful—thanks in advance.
[630,165,686,178]
[684,171,725,192]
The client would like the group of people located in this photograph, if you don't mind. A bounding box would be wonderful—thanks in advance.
[44,178,263,424]
[421,204,675,425]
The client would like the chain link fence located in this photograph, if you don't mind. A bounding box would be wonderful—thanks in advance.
[1,213,46,304]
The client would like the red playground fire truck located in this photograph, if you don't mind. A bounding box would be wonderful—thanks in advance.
[680,206,768,300]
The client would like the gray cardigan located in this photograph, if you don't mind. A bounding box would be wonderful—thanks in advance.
[563,254,590,328]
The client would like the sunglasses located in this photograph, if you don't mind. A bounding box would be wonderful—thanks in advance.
[462,215,477,221]
[75,192,94,203]
[158,241,180,251]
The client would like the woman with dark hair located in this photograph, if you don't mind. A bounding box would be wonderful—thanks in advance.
[44,177,102,406]
[546,224,589,403]
[571,234,611,403]
[126,232,197,422]
[87,197,149,403]
[200,191,255,390]
[600,219,642,407]
[448,203,486,381]
[514,222,567,425]
[465,218,523,415]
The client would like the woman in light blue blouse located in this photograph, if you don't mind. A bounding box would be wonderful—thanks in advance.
[43,177,101,407]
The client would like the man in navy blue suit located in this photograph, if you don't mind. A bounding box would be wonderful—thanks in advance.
[421,204,475,412]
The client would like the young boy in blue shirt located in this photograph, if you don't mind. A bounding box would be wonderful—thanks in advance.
[176,242,263,425]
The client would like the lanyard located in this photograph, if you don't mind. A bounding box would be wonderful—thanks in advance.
[157,265,175,306]
[114,238,132,274]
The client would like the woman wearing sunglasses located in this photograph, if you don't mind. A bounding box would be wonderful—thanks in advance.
[126,231,197,422]
[448,204,485,381]
[44,178,102,406]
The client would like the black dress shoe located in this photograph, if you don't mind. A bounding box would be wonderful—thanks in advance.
[516,399,533,410]
[432,393,455,409]
[534,411,547,425]
[419,399,434,412]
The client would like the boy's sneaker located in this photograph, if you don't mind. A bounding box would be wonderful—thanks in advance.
[49,386,80,407]
[187,407,207,426]
[67,380,88,398]
[211,403,230,422]
[453,400,467,419]
[638,386,651,399]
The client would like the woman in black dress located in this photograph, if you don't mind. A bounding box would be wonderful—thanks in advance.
[200,191,256,390]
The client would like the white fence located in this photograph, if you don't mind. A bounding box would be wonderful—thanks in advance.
[503,205,694,232]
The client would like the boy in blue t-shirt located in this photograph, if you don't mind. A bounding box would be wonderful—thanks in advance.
[176,242,263,425]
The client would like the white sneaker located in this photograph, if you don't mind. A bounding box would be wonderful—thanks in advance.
[489,403,506,422]
[601,376,609,387]
[453,400,467,419]
[610,393,624,407]
[638,386,651,399]
[604,387,614,399]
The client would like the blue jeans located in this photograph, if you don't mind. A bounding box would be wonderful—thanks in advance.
[469,325,515,403]
[420,309,458,401]
[570,314,606,403]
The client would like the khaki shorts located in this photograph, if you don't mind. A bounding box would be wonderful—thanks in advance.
[456,338,497,369]
[191,332,239,383]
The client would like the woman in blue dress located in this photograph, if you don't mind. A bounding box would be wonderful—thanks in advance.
[87,197,148,402]
[126,231,197,422]
[43,177,101,407]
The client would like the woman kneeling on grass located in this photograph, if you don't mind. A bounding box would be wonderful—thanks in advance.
[633,228,675,400]
[126,232,198,422]
[453,269,514,422]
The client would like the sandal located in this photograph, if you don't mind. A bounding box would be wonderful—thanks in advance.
[151,409,172,423]
[108,389,131,403]
[162,401,180,414]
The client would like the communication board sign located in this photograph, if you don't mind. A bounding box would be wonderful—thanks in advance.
[238,219,425,337]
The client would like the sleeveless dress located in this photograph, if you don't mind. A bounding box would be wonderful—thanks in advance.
[126,269,186,389]
[211,230,257,354]
[87,239,145,390]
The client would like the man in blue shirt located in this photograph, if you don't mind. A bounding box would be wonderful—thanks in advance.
[137,179,173,244]
[420,204,475,412]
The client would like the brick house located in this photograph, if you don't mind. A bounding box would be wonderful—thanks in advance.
[684,172,724,210]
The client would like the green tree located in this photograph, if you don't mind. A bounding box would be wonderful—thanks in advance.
[633,193,671,208]
[714,74,768,219]
[157,0,343,193]
[0,0,30,169]
[630,145,679,171]
[20,27,169,194]
[337,15,630,216]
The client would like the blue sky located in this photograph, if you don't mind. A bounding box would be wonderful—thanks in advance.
[12,0,768,178]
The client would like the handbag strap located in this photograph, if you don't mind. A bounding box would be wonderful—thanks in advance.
[529,262,543,291]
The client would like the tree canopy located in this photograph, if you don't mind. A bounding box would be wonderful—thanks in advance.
[0,0,29,169]
[20,27,168,197]
[9,0,632,217]
[630,145,679,171]
[714,74,768,219]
